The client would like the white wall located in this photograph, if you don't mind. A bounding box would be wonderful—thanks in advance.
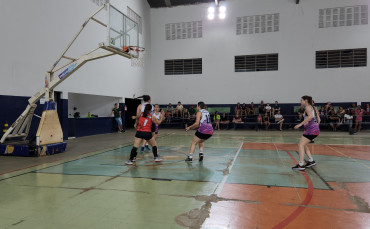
[68,93,122,117]
[0,0,151,101]
[148,0,370,104]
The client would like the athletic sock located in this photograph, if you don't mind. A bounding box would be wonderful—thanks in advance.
[199,151,204,155]
[189,154,193,159]
[129,147,138,161]
[308,157,314,162]
[152,146,158,158]
[299,161,304,166]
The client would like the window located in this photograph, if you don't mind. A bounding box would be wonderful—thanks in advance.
[236,13,279,35]
[316,48,367,68]
[319,5,368,28]
[165,58,202,75]
[166,21,202,40]
[235,54,278,72]
[127,7,142,34]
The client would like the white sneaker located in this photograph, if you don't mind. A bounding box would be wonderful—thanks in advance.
[154,157,162,162]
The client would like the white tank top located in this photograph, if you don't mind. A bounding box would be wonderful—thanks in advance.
[153,112,161,120]
[141,102,154,114]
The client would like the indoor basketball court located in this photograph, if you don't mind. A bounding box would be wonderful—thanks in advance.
[0,0,369,228]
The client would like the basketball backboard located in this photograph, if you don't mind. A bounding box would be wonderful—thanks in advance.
[108,4,139,54]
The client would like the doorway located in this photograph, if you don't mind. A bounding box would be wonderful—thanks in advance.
[125,98,142,129]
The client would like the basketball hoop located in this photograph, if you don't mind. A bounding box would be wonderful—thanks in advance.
[122,46,145,58]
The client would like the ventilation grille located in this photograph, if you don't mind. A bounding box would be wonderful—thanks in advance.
[316,48,367,68]
[319,5,368,28]
[127,7,142,35]
[166,21,203,40]
[235,54,278,72]
[236,13,279,35]
[165,58,202,75]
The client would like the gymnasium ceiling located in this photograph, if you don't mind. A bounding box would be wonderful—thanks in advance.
[147,0,217,8]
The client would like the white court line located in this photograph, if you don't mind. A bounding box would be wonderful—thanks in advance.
[213,142,244,195]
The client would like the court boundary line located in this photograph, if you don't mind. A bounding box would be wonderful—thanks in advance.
[272,150,314,229]
[295,150,334,191]
[213,142,244,195]
[326,145,370,169]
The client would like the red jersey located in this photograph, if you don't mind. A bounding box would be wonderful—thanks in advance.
[137,114,153,132]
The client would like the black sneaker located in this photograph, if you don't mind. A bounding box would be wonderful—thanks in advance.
[185,156,193,163]
[310,140,315,144]
[292,164,305,171]
[305,161,316,168]
[199,153,204,162]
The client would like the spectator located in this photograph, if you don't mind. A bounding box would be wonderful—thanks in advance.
[176,101,184,117]
[344,109,354,131]
[248,102,256,117]
[319,106,326,123]
[255,114,263,131]
[233,115,243,123]
[241,103,248,117]
[296,112,304,124]
[263,112,270,130]
[355,105,364,132]
[337,106,345,123]
[265,103,272,117]
[327,107,341,131]
[183,108,191,129]
[111,103,123,133]
[258,100,265,114]
[214,111,221,130]
[165,109,172,123]
[297,106,305,115]
[235,103,242,116]
[273,101,281,115]
[325,102,332,114]
[167,103,174,117]
[189,105,197,120]
[220,113,230,124]
[274,110,285,131]
[366,104,370,114]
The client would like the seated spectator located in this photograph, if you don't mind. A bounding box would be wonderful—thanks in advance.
[344,109,354,131]
[233,115,243,123]
[189,105,197,120]
[327,108,341,131]
[258,100,265,114]
[355,105,364,132]
[255,114,263,131]
[319,106,326,123]
[263,112,270,130]
[325,102,332,114]
[265,103,272,117]
[248,102,256,117]
[235,103,242,116]
[241,103,248,117]
[167,103,174,117]
[166,109,173,123]
[274,111,285,131]
[214,111,221,130]
[337,106,345,123]
[296,112,304,124]
[273,101,281,115]
[220,113,230,124]
[176,101,184,117]
[183,108,191,128]
[297,106,305,115]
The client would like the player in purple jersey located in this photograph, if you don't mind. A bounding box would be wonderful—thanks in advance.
[185,102,214,162]
[293,95,321,171]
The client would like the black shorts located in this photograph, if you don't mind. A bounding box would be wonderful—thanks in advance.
[151,123,156,133]
[135,131,153,141]
[195,131,212,140]
[303,135,318,141]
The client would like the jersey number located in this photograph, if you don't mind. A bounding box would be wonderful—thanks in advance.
[206,114,210,123]
[143,119,148,126]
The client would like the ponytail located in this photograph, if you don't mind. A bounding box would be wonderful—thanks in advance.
[143,104,152,118]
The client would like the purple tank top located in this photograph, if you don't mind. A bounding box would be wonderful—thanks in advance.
[198,110,214,135]
[304,106,320,136]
